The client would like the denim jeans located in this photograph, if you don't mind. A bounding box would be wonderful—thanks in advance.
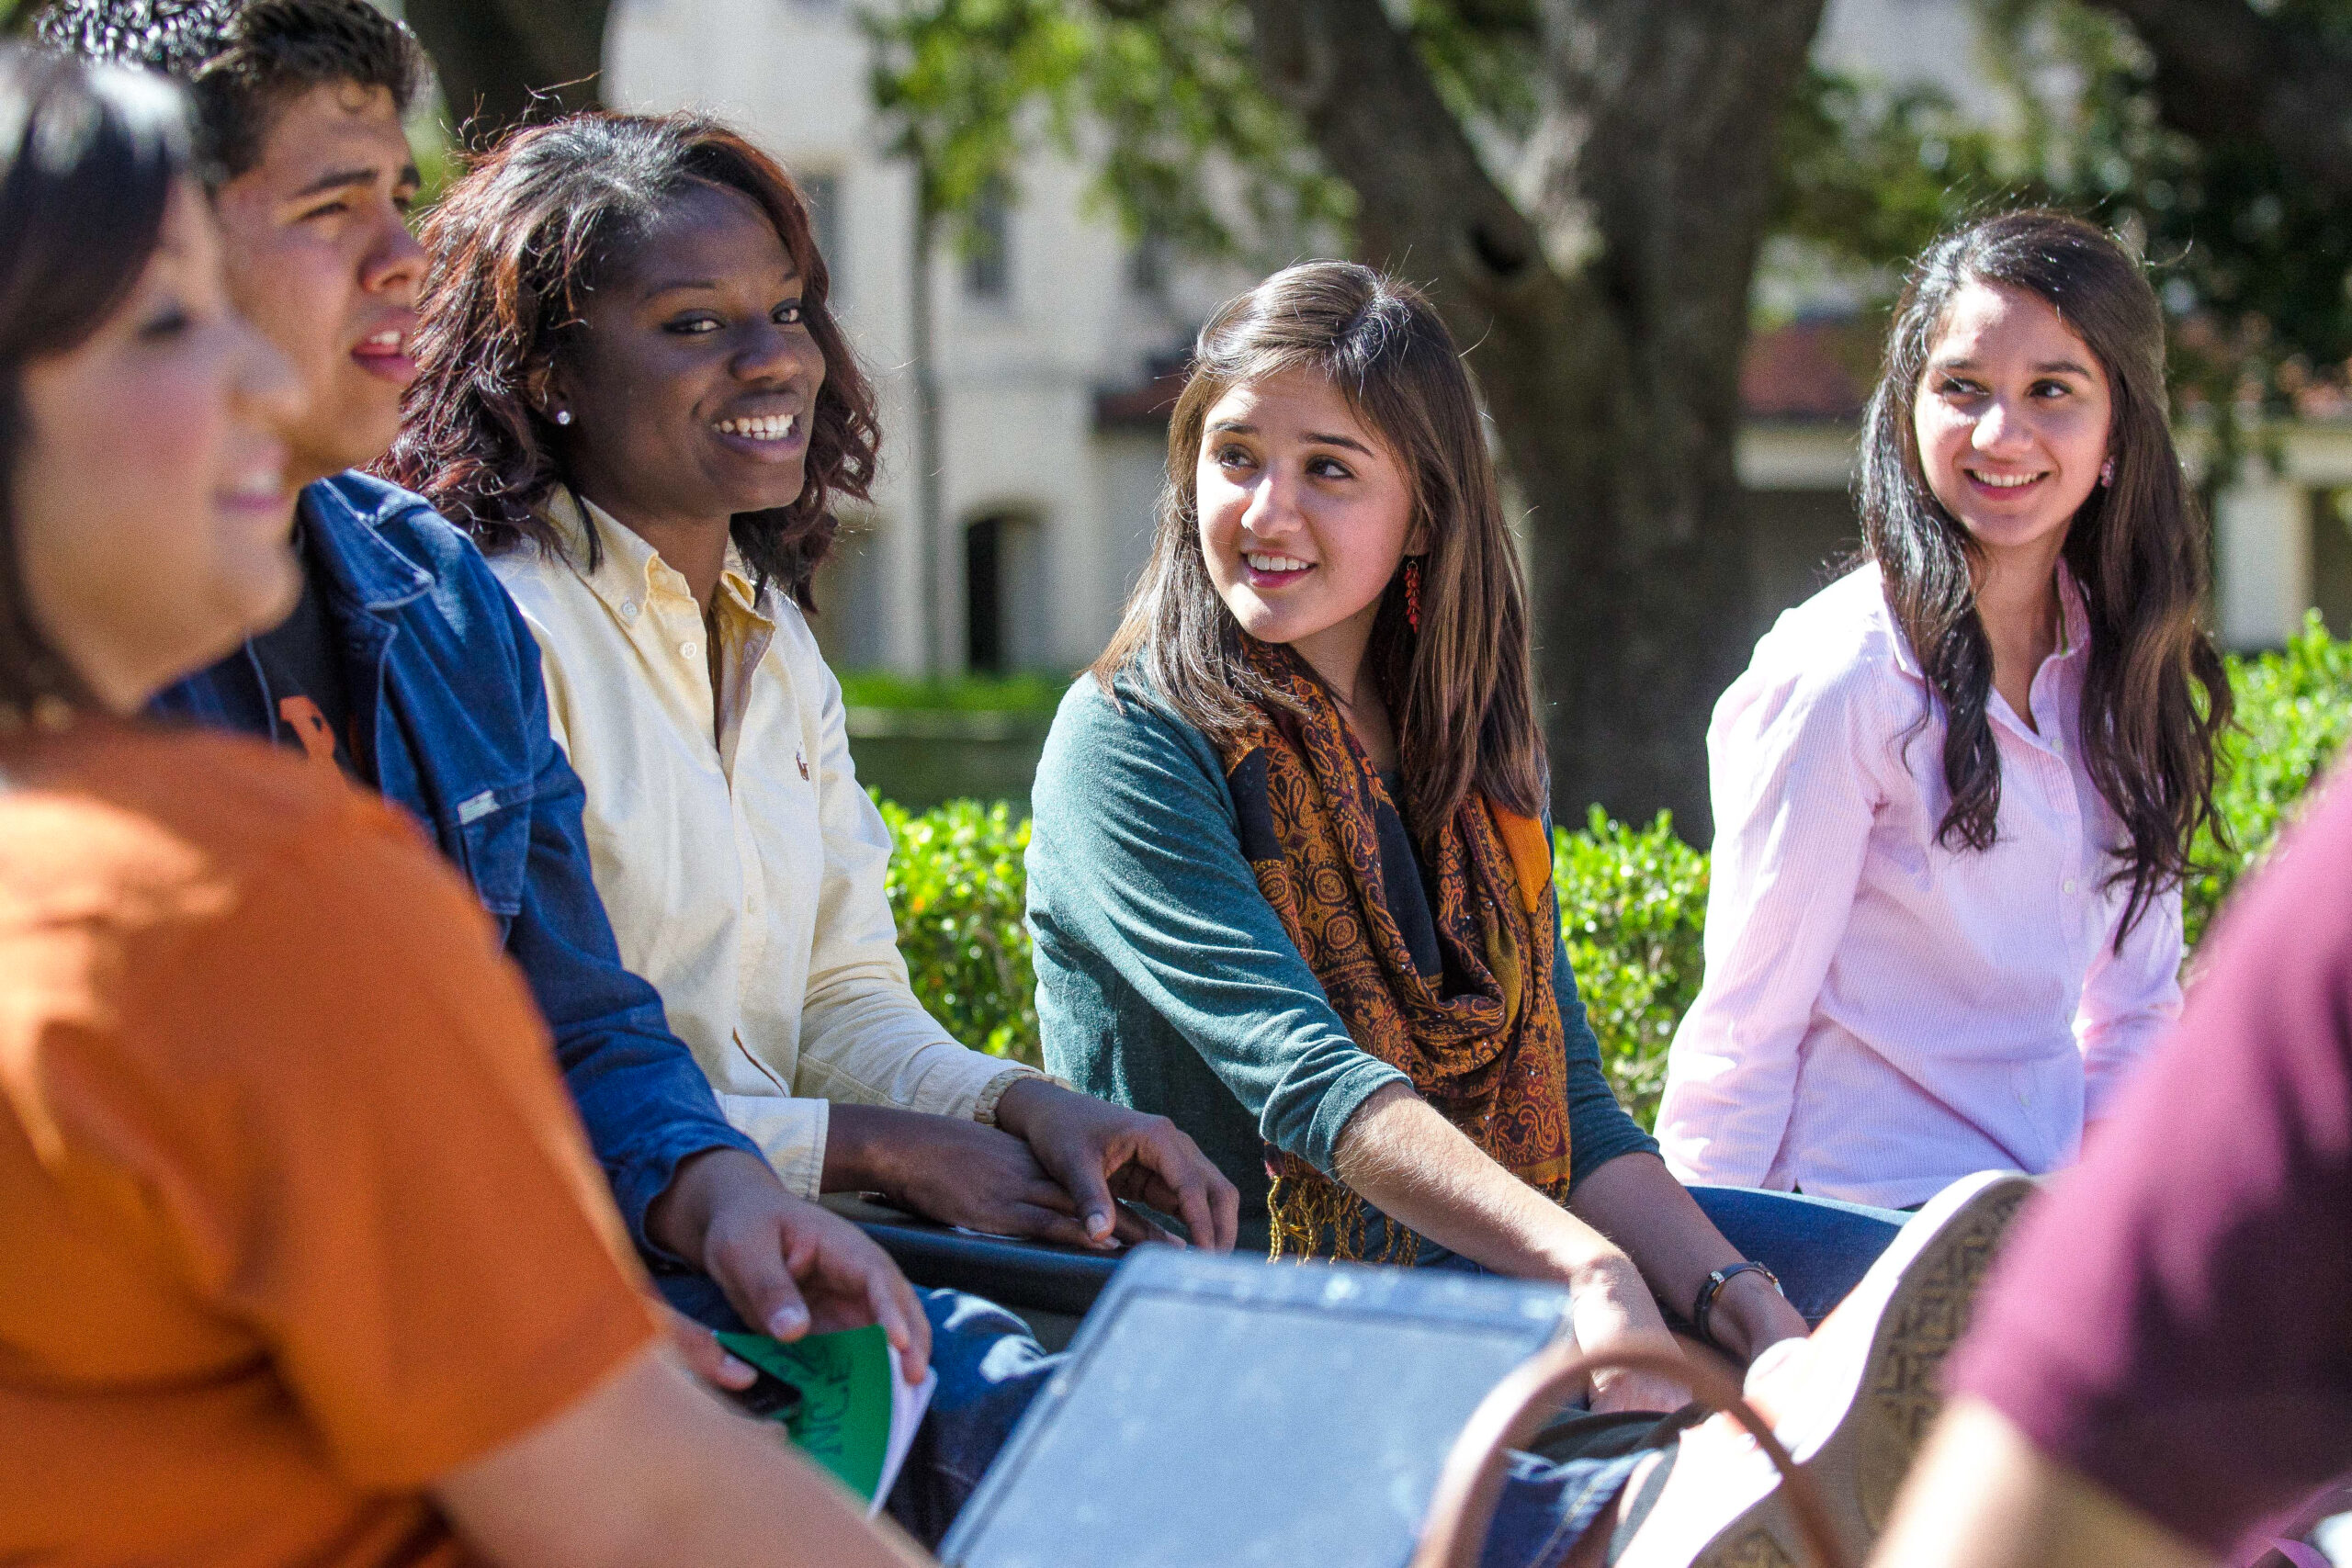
[1377,1184,1905,1317]
[661,1184,1907,1566]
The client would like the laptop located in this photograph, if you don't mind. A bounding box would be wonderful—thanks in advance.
[939,1248,1573,1568]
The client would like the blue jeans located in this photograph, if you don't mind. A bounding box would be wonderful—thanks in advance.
[662,1184,1906,1565]
[1380,1184,1905,1322]
[1685,1184,1908,1325]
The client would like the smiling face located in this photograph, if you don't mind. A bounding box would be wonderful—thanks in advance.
[1913,279,2115,570]
[1195,368,1419,688]
[548,180,825,535]
[211,79,422,488]
[13,181,302,711]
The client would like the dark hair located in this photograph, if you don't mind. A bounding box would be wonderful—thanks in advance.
[385,110,878,609]
[1092,261,1545,828]
[1857,209,2230,938]
[0,47,193,716]
[36,0,421,180]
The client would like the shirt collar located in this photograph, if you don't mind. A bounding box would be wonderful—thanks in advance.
[299,476,434,615]
[540,487,772,628]
[1866,558,2093,677]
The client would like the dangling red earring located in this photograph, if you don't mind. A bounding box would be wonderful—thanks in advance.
[1404,556,1424,633]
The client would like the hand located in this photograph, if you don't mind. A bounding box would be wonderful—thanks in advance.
[647,1148,931,1382]
[1712,1268,1810,1367]
[1566,1255,1692,1415]
[660,1302,757,1392]
[993,1078,1241,1253]
[828,1101,1136,1249]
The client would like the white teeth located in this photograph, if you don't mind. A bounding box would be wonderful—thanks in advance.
[1970,470,2041,489]
[365,331,402,349]
[717,413,797,441]
[1244,551,1311,572]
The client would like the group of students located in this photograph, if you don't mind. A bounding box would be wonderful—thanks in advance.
[2,1,2347,1565]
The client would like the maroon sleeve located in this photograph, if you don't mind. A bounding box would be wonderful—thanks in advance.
[1948,773,2352,1554]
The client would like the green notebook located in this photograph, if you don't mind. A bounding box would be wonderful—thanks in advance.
[715,1325,934,1511]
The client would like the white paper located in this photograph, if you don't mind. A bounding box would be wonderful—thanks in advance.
[872,1342,938,1517]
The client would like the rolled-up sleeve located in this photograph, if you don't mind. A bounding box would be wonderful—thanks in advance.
[1028,684,1407,1174]
[1656,654,1882,1188]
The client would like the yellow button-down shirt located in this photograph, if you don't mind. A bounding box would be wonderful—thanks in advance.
[492,492,1030,1196]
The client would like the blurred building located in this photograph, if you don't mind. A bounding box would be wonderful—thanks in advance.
[605,0,2342,680]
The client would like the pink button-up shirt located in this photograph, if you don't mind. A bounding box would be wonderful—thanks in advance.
[1656,566,2182,1210]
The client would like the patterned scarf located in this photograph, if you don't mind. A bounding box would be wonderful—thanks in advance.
[1214,639,1571,1263]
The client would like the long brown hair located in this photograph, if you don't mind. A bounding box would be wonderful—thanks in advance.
[384,110,877,608]
[0,49,191,716]
[1856,209,2230,938]
[1093,261,1545,828]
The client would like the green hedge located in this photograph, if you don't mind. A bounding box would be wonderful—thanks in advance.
[2185,612,2352,949]
[876,618,2352,1118]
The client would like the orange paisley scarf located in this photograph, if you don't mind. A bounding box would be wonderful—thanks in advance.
[1215,639,1571,1263]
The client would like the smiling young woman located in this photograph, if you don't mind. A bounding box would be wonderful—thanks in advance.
[1656,209,2231,1209]
[390,126,1238,1543]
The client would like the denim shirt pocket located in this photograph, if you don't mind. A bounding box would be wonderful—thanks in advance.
[452,785,529,921]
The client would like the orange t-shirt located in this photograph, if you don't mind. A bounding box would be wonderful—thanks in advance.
[0,723,661,1567]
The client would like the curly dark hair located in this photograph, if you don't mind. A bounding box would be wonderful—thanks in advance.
[35,0,422,180]
[383,110,878,609]
[1858,209,2231,942]
[0,47,192,715]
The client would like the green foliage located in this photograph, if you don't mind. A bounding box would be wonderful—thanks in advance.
[2184,612,2352,948]
[861,0,1348,262]
[840,669,1071,714]
[1552,808,1710,1129]
[1770,67,2018,281]
[876,795,1041,1065]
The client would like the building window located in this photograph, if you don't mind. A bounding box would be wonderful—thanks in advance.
[965,512,1044,671]
[800,172,842,299]
[964,177,1012,304]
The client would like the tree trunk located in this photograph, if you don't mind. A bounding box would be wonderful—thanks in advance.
[402,0,611,140]
[910,198,949,676]
[1243,0,1825,839]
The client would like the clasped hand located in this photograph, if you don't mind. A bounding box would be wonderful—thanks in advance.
[837,1079,1240,1254]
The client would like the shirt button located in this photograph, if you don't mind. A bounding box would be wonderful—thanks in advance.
[680,640,699,660]
[620,599,639,620]
[2063,878,2079,895]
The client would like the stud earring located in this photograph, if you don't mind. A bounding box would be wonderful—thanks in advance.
[554,408,572,427]
[2099,457,2114,486]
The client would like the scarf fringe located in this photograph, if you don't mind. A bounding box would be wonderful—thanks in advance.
[1266,1167,1421,1267]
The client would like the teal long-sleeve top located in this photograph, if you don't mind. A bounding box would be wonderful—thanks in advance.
[1026,676,1658,1249]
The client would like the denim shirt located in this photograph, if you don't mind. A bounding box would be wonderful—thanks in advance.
[153,471,761,1257]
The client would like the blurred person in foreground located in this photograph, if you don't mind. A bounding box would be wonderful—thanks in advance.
[1868,778,2352,1567]
[0,46,924,1568]
[32,0,933,1373]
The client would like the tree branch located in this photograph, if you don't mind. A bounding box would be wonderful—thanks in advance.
[2084,0,2352,198]
[1239,0,1569,313]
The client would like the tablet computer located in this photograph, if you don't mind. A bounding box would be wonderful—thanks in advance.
[939,1249,1572,1568]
